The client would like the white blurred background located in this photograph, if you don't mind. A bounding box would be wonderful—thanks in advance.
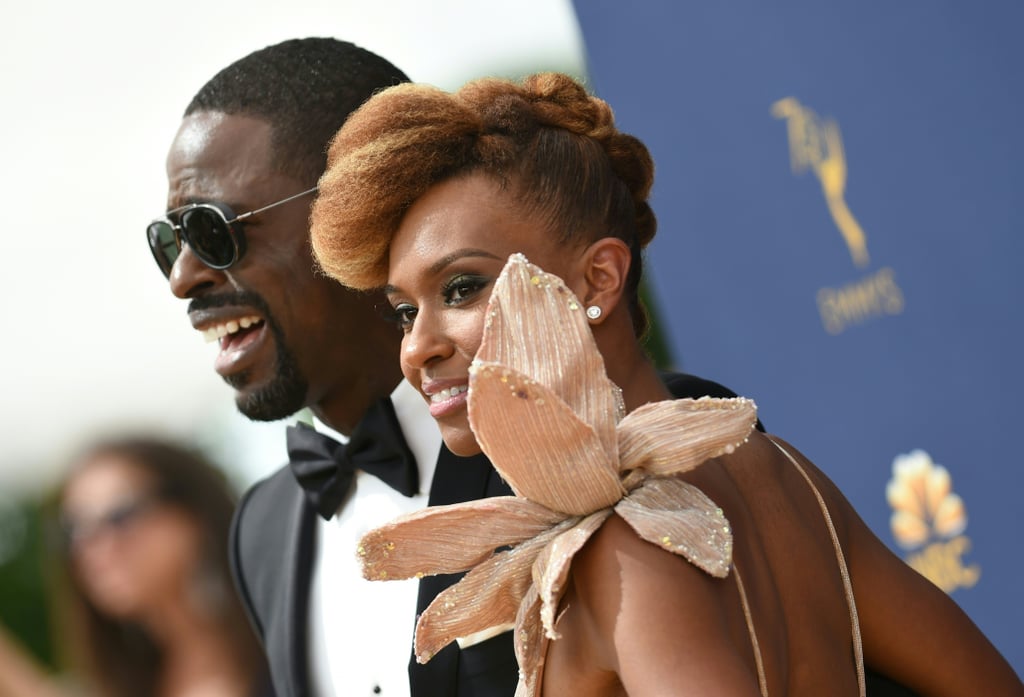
[0,0,587,497]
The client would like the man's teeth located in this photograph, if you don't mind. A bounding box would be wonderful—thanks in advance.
[202,316,261,344]
[430,385,468,403]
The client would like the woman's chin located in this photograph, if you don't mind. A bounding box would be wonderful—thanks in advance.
[441,427,483,457]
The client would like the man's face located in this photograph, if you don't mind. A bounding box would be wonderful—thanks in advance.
[164,111,394,422]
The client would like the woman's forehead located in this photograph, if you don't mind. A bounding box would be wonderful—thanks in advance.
[63,457,152,513]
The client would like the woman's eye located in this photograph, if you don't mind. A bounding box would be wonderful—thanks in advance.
[385,303,417,330]
[444,275,488,305]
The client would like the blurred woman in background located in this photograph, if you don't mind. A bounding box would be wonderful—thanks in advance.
[0,436,271,697]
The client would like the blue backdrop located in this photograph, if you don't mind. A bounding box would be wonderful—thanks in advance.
[573,0,1023,674]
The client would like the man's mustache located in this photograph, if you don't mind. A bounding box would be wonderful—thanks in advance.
[188,290,270,315]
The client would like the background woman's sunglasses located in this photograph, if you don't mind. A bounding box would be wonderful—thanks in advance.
[146,187,317,278]
[60,491,166,550]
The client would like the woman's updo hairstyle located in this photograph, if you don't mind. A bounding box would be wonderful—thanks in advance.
[311,72,657,337]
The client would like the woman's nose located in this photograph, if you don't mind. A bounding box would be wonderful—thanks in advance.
[401,311,454,371]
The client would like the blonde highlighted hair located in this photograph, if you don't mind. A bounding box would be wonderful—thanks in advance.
[311,72,657,336]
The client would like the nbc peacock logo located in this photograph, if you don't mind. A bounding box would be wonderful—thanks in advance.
[886,449,980,593]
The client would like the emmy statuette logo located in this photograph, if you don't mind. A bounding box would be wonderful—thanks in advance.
[772,97,905,335]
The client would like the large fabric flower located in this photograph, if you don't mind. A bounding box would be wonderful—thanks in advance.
[358,254,756,696]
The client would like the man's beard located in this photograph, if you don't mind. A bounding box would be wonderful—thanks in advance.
[203,293,308,422]
[228,333,307,421]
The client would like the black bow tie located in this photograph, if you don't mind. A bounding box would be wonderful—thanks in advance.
[287,398,419,520]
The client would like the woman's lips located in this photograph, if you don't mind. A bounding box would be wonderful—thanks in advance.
[427,383,469,418]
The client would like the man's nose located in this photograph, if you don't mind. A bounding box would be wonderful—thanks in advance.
[168,243,225,299]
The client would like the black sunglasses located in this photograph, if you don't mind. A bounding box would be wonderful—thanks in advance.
[147,187,318,278]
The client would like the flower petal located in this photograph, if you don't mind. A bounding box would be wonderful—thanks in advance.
[618,397,757,476]
[475,253,621,447]
[514,584,546,697]
[534,509,614,638]
[615,477,733,578]
[470,362,625,515]
[414,520,572,662]
[359,497,564,580]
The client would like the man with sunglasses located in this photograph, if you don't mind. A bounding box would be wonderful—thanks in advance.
[151,37,529,697]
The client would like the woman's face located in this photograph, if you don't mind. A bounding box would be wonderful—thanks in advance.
[387,172,585,455]
[61,456,202,620]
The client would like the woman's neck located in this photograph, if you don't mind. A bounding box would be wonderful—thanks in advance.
[600,330,672,413]
[157,628,248,697]
[143,595,249,697]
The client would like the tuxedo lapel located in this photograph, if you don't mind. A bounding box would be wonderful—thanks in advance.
[427,445,496,506]
[485,461,514,498]
[283,496,319,696]
[234,468,319,697]
[409,446,505,697]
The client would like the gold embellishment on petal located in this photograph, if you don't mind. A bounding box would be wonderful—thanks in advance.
[616,477,733,578]
[617,397,757,477]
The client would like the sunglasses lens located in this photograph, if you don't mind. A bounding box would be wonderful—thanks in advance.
[61,496,161,551]
[147,221,180,277]
[181,206,237,269]
[105,500,150,529]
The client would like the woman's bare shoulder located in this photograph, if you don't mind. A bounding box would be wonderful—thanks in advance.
[559,514,762,696]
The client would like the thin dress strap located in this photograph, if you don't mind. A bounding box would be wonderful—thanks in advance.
[733,562,769,695]
[767,436,866,697]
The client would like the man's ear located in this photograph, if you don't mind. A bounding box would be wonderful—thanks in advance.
[576,237,631,324]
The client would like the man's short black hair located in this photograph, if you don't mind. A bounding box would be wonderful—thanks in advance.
[186,37,410,184]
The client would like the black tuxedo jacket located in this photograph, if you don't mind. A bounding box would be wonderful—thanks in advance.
[229,372,914,697]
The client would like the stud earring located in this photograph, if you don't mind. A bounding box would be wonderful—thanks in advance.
[586,305,602,321]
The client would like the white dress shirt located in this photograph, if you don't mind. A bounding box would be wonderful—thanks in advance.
[307,379,441,697]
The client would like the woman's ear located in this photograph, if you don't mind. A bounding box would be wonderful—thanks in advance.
[577,237,632,324]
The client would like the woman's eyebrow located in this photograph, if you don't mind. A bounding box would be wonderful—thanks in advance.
[385,248,504,295]
[428,248,503,275]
